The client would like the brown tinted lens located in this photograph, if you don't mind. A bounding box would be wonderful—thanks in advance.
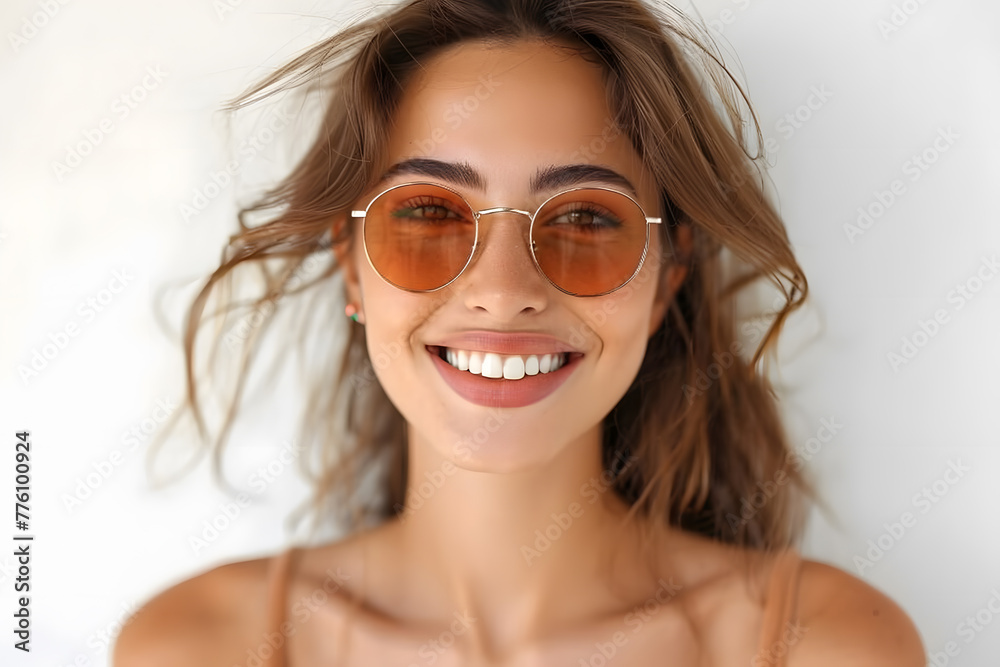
[532,189,649,296]
[363,183,476,291]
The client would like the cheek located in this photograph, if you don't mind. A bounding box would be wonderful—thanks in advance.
[603,312,651,373]
[355,265,413,387]
[358,285,454,416]
[593,275,662,378]
[577,289,657,387]
[585,269,661,338]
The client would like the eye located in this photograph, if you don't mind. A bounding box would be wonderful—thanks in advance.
[542,203,624,231]
[391,196,469,224]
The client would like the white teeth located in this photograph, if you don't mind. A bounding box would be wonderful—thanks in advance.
[524,355,539,376]
[549,354,563,372]
[481,352,503,379]
[439,347,568,379]
[502,356,525,380]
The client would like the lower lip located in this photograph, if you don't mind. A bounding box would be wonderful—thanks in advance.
[426,346,581,408]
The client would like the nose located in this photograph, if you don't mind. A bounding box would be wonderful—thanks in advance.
[458,210,549,317]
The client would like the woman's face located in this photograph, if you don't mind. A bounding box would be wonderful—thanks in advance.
[336,38,688,473]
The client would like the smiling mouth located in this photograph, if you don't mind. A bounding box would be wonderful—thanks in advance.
[426,345,582,381]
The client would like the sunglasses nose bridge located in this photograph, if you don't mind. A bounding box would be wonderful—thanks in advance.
[471,206,537,250]
[475,206,534,226]
[476,206,532,216]
[461,206,544,282]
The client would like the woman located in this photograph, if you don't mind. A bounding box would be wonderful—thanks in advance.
[114,0,925,664]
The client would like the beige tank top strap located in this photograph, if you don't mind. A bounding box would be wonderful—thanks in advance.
[753,547,804,667]
[263,546,299,667]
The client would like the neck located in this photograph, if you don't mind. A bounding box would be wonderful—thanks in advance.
[386,423,655,647]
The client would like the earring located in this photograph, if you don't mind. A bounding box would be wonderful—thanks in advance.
[345,303,363,324]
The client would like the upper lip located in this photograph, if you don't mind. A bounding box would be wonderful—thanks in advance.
[427,331,583,356]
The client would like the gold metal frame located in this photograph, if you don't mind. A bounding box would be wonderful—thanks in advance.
[350,180,662,297]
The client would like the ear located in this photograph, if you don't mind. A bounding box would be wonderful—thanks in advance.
[648,223,692,338]
[332,214,363,312]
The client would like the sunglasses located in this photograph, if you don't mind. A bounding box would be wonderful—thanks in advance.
[350,181,664,297]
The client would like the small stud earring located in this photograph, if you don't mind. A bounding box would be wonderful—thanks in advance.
[345,303,362,324]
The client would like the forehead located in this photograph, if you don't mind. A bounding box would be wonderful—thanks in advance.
[383,39,656,202]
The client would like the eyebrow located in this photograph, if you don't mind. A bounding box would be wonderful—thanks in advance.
[378,157,641,199]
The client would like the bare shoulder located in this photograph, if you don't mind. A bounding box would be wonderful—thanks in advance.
[112,554,274,667]
[789,559,926,666]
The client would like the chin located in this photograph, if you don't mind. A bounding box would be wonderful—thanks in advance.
[445,441,565,475]
[445,414,602,474]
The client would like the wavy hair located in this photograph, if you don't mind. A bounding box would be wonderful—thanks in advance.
[162,0,821,557]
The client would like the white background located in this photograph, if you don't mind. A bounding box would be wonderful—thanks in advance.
[1,0,998,665]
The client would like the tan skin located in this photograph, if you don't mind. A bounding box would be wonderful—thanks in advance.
[114,39,925,666]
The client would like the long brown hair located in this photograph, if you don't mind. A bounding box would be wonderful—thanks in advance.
[160,0,820,556]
